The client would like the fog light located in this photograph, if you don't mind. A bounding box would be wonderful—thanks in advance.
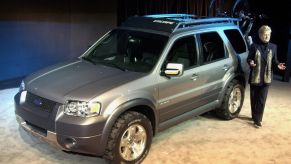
[63,138,76,149]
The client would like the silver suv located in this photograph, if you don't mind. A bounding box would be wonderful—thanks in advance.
[14,14,249,163]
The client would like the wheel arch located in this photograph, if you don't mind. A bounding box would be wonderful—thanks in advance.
[98,98,157,155]
[218,73,246,105]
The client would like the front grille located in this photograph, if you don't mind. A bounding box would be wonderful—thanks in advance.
[26,92,56,113]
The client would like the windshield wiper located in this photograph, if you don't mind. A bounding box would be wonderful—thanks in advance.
[83,57,127,71]
[82,57,96,65]
[99,62,127,71]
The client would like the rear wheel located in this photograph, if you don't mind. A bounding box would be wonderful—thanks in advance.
[216,80,244,120]
[104,111,153,164]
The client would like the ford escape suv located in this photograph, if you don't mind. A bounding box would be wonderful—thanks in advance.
[14,14,250,163]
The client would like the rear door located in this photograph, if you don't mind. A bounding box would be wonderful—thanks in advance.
[193,31,233,105]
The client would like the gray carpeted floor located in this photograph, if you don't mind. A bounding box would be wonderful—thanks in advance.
[1,78,291,164]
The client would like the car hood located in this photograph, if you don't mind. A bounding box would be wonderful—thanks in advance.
[25,59,145,103]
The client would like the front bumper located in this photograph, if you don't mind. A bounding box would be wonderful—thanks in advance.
[14,91,107,156]
[16,114,63,150]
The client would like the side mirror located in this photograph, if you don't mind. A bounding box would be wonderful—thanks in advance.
[164,63,184,77]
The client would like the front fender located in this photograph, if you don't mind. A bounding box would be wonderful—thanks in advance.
[97,98,157,156]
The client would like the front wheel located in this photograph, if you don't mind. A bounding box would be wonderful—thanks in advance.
[104,111,153,164]
[216,80,245,120]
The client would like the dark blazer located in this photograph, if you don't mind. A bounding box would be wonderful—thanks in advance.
[247,42,279,85]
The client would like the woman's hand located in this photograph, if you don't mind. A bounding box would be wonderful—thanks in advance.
[249,60,256,67]
[278,63,286,70]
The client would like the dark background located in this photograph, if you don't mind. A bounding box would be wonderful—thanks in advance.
[0,0,117,88]
[0,0,290,89]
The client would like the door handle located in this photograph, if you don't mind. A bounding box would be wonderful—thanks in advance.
[223,65,230,71]
[191,74,198,81]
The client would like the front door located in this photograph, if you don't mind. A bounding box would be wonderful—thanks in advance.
[158,35,203,122]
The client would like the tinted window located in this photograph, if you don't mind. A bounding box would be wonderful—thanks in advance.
[165,36,197,70]
[224,29,246,54]
[200,32,225,64]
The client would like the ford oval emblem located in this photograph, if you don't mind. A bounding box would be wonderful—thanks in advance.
[33,98,43,106]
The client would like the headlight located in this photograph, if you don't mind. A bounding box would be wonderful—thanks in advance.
[64,101,101,117]
[19,80,25,92]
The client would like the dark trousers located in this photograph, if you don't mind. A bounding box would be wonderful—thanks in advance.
[250,84,269,123]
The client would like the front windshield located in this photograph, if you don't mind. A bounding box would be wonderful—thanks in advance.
[82,29,168,73]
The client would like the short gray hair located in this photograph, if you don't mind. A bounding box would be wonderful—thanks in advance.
[258,25,272,35]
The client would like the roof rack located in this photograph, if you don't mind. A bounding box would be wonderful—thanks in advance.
[144,14,197,19]
[173,17,241,32]
[121,14,241,33]
[144,14,240,32]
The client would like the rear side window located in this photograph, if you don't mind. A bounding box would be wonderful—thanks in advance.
[200,32,225,64]
[224,29,246,54]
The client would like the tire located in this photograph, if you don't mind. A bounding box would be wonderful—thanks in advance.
[104,111,153,164]
[216,80,244,120]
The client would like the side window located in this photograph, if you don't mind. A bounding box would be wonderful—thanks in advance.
[224,29,247,54]
[165,36,197,70]
[200,32,225,64]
